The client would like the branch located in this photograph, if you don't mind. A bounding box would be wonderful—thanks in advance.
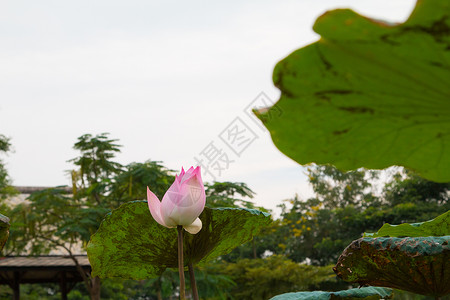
[35,235,93,294]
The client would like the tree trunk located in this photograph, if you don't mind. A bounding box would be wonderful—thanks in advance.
[156,277,163,300]
[89,276,101,300]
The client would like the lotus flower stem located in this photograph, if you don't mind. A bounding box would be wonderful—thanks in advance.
[177,225,186,300]
[188,263,199,300]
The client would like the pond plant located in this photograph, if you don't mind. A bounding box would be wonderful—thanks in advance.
[87,167,271,299]
[334,212,450,299]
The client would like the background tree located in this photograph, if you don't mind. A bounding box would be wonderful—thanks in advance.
[273,165,449,266]
[205,181,255,208]
[203,181,277,261]
[109,161,174,208]
[6,132,446,299]
[68,133,123,204]
[307,165,380,209]
[5,133,125,300]
[382,170,450,222]
[0,134,17,202]
[217,255,336,300]
[0,135,11,194]
[4,133,272,299]
[7,189,106,299]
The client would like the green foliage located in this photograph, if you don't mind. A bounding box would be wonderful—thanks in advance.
[0,213,10,251]
[216,255,336,300]
[109,160,174,207]
[4,128,447,298]
[202,181,273,263]
[334,236,450,297]
[272,166,449,266]
[0,283,63,300]
[220,217,280,262]
[3,133,125,299]
[0,135,11,153]
[255,1,450,296]
[190,264,236,300]
[4,187,109,255]
[68,133,123,204]
[0,163,11,199]
[69,133,122,183]
[307,165,380,209]
[6,133,123,254]
[87,201,271,280]
[205,181,256,209]
[277,196,362,265]
[4,132,274,298]
[364,210,450,238]
[271,286,393,300]
[383,171,450,207]
[256,0,450,182]
[0,134,17,201]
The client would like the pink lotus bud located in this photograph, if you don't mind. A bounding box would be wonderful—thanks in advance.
[147,166,206,234]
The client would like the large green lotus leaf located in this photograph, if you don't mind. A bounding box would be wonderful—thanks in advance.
[87,201,271,280]
[256,0,450,182]
[364,210,450,237]
[0,213,10,251]
[334,236,450,297]
[270,287,393,300]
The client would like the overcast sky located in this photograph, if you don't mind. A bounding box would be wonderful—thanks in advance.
[0,0,416,212]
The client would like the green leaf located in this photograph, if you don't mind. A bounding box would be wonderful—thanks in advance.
[256,0,450,182]
[87,201,271,279]
[334,236,450,297]
[0,213,10,251]
[270,287,393,300]
[364,210,450,237]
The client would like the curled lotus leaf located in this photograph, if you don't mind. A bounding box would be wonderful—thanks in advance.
[0,213,10,251]
[87,201,271,280]
[255,0,450,182]
[270,286,393,300]
[364,210,450,238]
[333,236,450,297]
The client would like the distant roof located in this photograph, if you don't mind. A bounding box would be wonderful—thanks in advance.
[0,255,90,284]
[0,255,89,269]
[12,186,72,194]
